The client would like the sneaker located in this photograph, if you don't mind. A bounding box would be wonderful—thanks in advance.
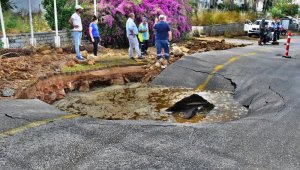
[138,56,145,59]
[161,65,168,69]
[130,57,135,60]
[158,58,164,64]
[77,56,85,61]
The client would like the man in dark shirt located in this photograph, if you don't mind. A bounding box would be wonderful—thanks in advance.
[154,15,172,68]
[259,18,266,45]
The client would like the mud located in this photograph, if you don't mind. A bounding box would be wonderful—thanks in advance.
[54,84,247,123]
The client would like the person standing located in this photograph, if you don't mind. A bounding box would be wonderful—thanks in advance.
[271,21,277,42]
[276,20,282,40]
[89,15,101,57]
[259,18,266,46]
[126,13,143,59]
[138,17,150,55]
[69,5,85,60]
[154,15,172,68]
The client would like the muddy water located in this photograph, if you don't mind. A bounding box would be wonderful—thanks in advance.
[54,83,247,123]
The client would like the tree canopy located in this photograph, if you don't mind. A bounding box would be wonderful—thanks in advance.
[270,0,299,18]
[1,0,16,11]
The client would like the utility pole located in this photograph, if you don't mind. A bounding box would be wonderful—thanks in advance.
[28,0,36,46]
[54,0,60,47]
[0,2,9,48]
[94,0,97,15]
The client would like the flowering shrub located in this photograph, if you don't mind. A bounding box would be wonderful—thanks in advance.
[87,0,192,48]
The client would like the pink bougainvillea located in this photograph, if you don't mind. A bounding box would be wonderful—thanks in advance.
[84,0,192,48]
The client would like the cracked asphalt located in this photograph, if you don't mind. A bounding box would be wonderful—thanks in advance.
[1,37,300,169]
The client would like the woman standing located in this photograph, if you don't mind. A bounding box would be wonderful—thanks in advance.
[89,15,100,57]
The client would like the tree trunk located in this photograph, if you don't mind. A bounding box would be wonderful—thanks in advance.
[244,0,247,10]
[253,0,257,11]
[230,0,234,10]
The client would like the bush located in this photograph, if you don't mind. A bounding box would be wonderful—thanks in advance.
[270,0,299,18]
[91,0,192,48]
[192,10,257,26]
[1,11,50,34]
[42,0,74,30]
[1,0,16,11]
[217,3,242,11]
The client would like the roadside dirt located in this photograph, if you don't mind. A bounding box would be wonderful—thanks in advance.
[0,38,247,102]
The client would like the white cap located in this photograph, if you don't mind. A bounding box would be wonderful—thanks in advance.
[75,5,83,10]
[159,15,165,20]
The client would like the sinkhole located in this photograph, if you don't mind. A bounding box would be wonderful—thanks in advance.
[54,84,248,124]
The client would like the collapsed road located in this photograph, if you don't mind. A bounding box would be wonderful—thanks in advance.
[0,37,300,169]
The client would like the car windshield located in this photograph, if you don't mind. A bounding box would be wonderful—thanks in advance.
[254,21,260,25]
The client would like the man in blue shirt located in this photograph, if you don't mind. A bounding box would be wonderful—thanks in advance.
[154,15,172,68]
[126,13,143,59]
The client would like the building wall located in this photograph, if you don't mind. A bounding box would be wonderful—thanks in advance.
[0,31,73,48]
[10,0,43,13]
[192,22,244,36]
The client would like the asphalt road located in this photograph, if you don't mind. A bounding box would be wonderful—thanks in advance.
[1,37,300,169]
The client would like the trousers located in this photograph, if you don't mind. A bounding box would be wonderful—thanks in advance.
[156,40,170,61]
[93,37,100,56]
[128,35,141,58]
[73,31,82,57]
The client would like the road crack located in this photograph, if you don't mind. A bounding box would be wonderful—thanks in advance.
[174,64,242,77]
[268,86,286,112]
[4,113,31,122]
[174,64,238,91]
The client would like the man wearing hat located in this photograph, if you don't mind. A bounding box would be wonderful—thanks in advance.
[69,5,85,61]
[138,17,150,55]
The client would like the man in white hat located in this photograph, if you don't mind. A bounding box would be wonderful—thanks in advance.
[69,5,85,61]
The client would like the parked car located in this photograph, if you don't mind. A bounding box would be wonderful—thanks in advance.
[244,19,252,34]
[281,16,299,30]
[245,19,274,37]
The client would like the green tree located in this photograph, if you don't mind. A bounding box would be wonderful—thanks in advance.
[270,0,299,18]
[263,0,273,13]
[42,0,74,30]
[1,0,16,11]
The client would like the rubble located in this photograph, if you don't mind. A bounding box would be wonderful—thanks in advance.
[1,87,15,97]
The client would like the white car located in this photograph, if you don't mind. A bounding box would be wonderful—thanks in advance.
[244,19,274,37]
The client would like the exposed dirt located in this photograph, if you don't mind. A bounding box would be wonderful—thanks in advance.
[17,66,147,104]
[0,38,246,103]
[55,84,247,123]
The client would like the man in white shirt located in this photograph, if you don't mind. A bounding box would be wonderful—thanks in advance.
[69,5,85,61]
[126,13,143,59]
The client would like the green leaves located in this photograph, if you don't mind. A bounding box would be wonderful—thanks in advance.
[42,0,74,30]
[0,0,16,11]
[270,0,299,18]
